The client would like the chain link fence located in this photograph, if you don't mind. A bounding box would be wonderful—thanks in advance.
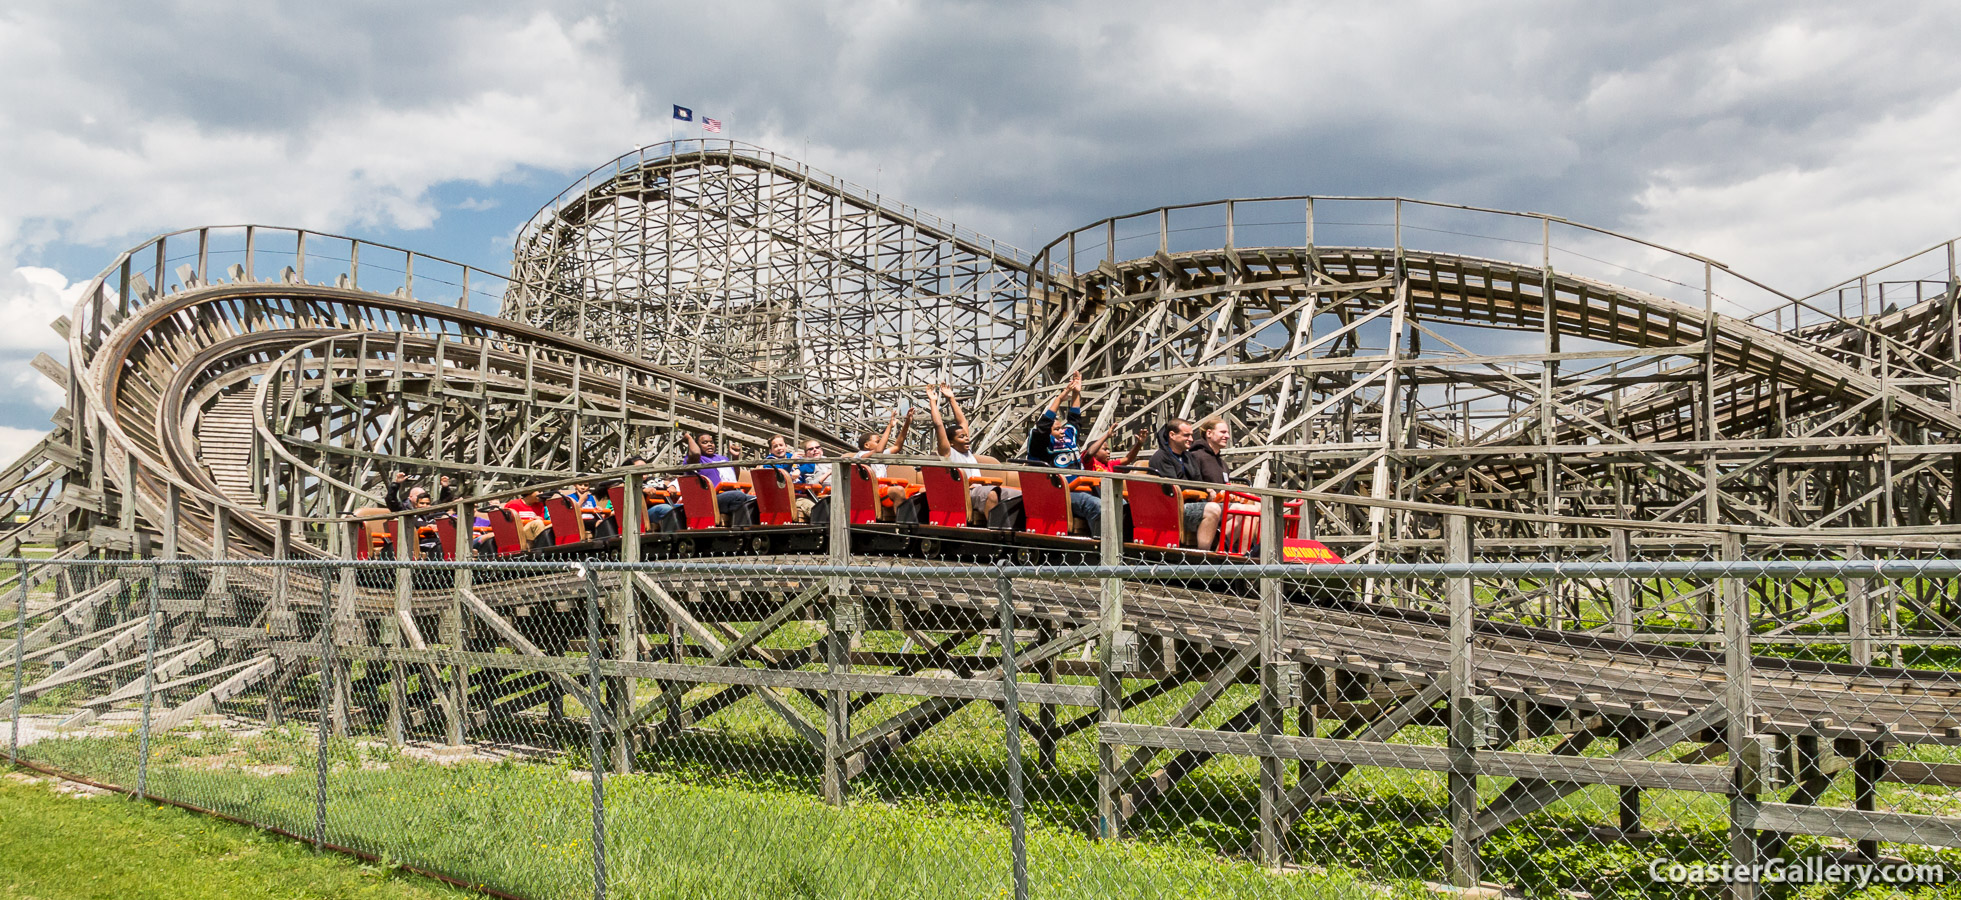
[8,539,1961,899]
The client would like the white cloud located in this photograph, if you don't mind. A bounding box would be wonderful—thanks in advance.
[0,0,1956,324]
[0,425,48,463]
[0,7,665,256]
[0,265,81,354]
[1632,88,1961,301]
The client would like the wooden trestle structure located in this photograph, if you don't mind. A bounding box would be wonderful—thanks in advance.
[6,141,1961,887]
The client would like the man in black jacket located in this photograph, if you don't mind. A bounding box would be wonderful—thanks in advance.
[1148,418,1222,548]
[1191,415,1247,549]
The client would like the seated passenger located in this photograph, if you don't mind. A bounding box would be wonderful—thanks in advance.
[684,431,755,525]
[795,439,831,486]
[1024,372,1106,535]
[1149,418,1223,549]
[793,438,830,520]
[1083,428,1148,473]
[1191,414,1255,550]
[382,472,450,557]
[501,489,553,547]
[926,384,994,523]
[854,407,915,511]
[755,435,810,521]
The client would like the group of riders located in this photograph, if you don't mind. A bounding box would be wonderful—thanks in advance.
[369,374,1253,557]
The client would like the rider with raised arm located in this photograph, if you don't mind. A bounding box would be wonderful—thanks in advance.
[1023,372,1107,535]
[927,384,992,522]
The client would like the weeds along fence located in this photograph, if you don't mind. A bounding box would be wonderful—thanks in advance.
[7,543,1961,899]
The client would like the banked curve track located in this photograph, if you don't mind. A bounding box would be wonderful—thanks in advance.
[63,244,843,560]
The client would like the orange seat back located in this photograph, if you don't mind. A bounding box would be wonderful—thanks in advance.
[1129,481,1182,549]
[920,466,969,526]
[749,467,795,525]
[1020,470,1072,536]
[676,473,720,530]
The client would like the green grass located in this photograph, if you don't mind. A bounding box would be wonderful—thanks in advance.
[0,772,470,900]
[18,727,1395,900]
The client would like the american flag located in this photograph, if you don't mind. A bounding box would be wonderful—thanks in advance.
[702,117,722,133]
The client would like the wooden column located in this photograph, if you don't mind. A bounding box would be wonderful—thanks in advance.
[446,501,472,747]
[1853,743,1883,860]
[1445,515,1480,888]
[823,469,852,805]
[1037,622,1058,772]
[1619,717,1650,834]
[332,564,355,738]
[1722,532,1758,900]
[1610,528,1633,640]
[613,474,642,773]
[388,511,409,746]
[1847,544,1871,667]
[1257,495,1286,867]
[1096,475,1124,839]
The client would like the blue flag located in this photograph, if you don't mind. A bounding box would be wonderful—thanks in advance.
[672,105,693,122]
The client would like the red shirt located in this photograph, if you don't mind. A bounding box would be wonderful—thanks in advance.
[504,497,544,519]
[1084,457,1115,473]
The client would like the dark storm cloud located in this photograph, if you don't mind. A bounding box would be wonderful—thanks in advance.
[596,1,1960,260]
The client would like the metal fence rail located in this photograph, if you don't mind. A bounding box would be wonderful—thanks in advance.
[8,546,1961,899]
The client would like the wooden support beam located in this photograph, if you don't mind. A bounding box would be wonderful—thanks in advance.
[456,587,614,732]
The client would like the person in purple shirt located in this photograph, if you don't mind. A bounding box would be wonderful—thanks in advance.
[683,432,737,485]
[684,431,754,524]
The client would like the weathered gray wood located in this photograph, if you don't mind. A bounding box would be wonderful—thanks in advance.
[631,574,822,749]
[1742,801,1961,850]
[149,656,279,733]
[1283,678,1448,818]
[273,642,1101,705]
[457,587,614,731]
[1097,474,1123,840]
[1471,701,1729,840]
[19,579,123,653]
[1445,514,1479,888]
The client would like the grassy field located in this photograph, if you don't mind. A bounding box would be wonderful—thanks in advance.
[19,690,1961,899]
[15,722,1400,900]
[10,561,1961,898]
[0,771,470,900]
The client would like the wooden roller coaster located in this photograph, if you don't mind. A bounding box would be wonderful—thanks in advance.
[7,141,1961,887]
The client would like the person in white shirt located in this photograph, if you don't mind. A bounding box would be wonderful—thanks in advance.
[926,384,995,523]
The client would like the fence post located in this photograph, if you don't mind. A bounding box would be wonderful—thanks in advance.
[332,565,355,738]
[1722,532,1758,900]
[997,573,1028,900]
[1257,495,1286,867]
[136,563,162,799]
[1096,475,1124,840]
[613,474,642,774]
[1445,515,1480,888]
[8,559,25,766]
[823,469,851,805]
[1610,528,1633,640]
[314,567,333,853]
[1846,543,1870,666]
[581,565,609,900]
[448,501,472,747]
[389,512,410,746]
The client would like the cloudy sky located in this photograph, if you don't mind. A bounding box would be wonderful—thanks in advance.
[1,0,1957,458]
